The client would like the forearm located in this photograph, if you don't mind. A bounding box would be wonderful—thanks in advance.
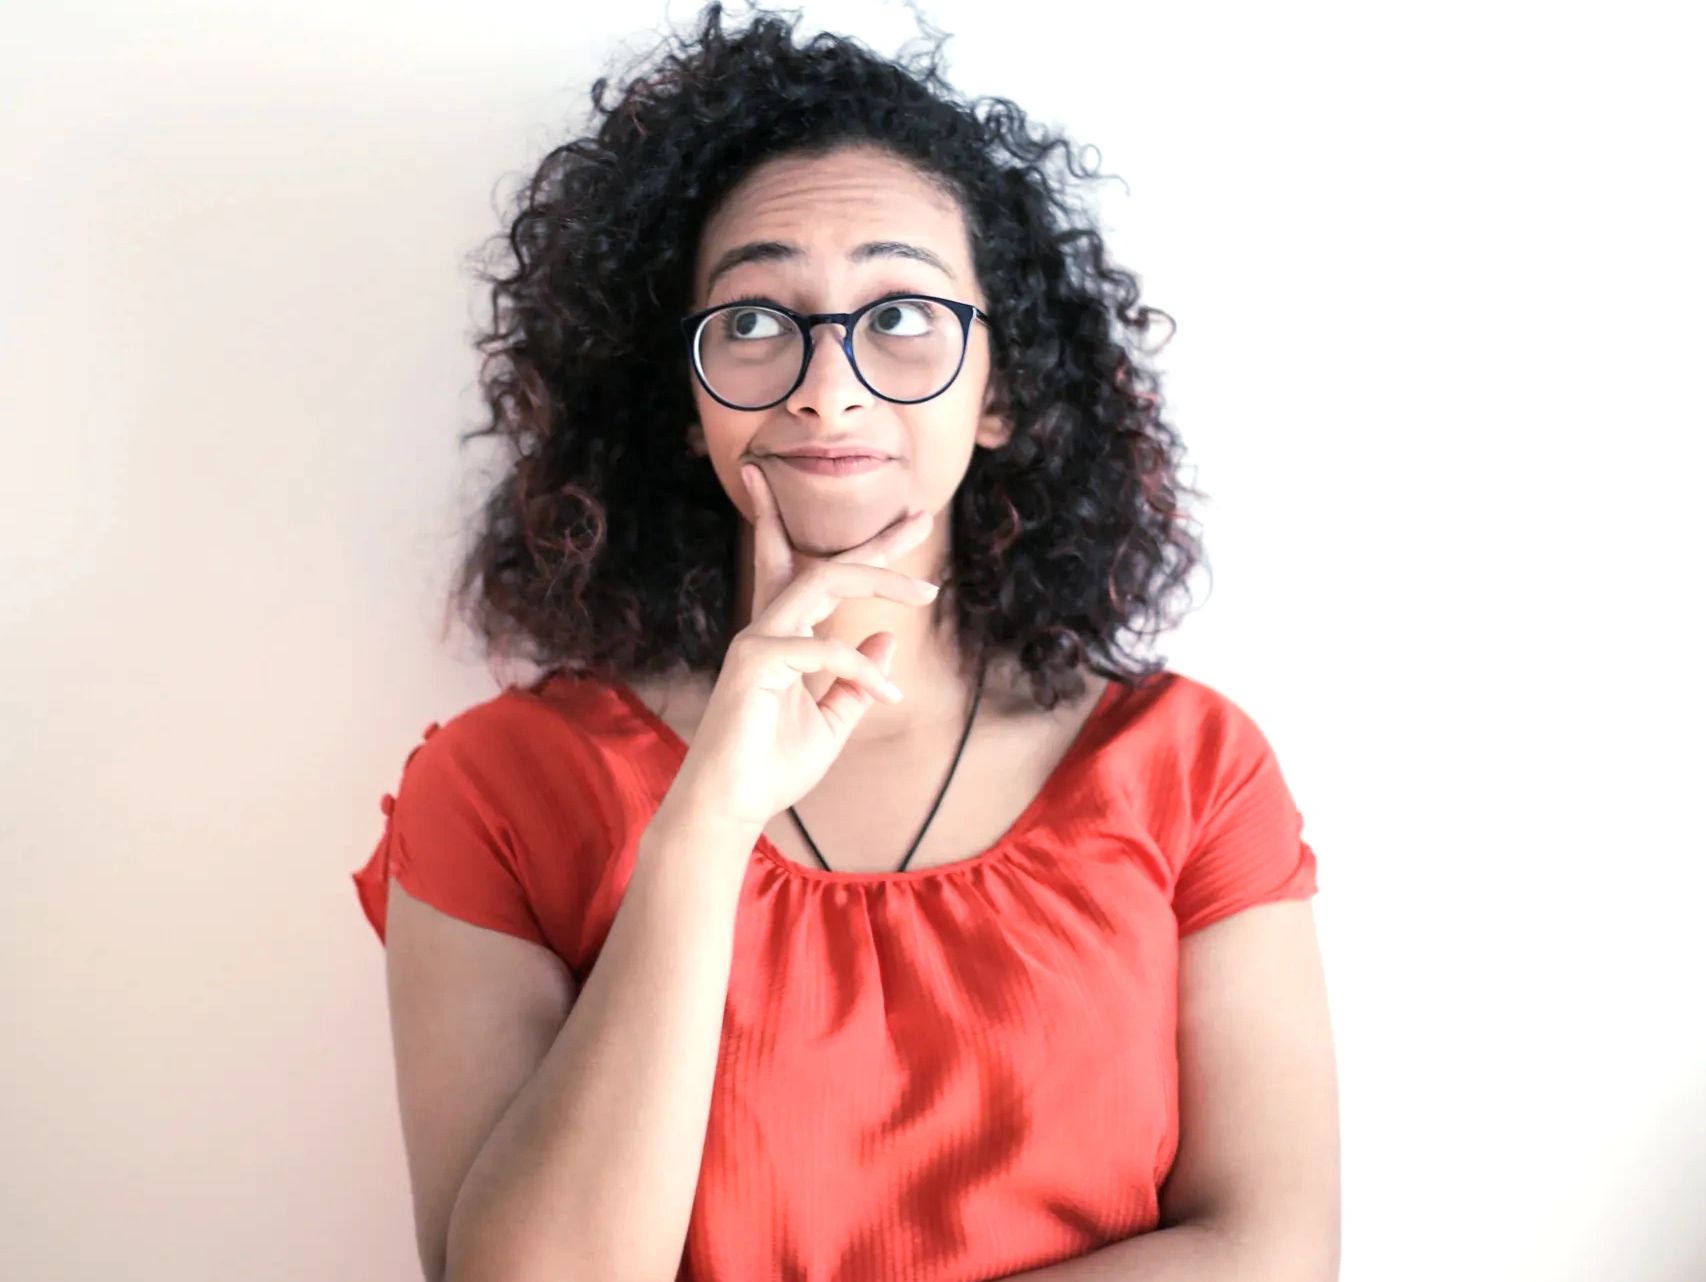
[443,787,757,1282]
[997,1217,1332,1282]
[994,1221,1232,1281]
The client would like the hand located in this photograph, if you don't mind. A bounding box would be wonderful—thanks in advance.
[668,462,940,831]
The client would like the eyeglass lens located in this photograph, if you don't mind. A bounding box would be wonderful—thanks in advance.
[693,298,964,408]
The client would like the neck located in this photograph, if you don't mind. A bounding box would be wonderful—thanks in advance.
[731,516,977,745]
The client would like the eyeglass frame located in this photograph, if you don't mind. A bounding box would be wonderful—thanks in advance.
[678,292,994,411]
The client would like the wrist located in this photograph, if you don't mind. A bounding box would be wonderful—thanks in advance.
[652,775,765,852]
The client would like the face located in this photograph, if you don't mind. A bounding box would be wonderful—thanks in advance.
[686,144,1010,559]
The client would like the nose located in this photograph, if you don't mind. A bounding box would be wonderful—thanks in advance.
[785,319,876,417]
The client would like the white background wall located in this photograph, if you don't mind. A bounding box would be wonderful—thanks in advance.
[4,1,1701,1279]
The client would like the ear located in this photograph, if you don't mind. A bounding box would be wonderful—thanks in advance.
[974,371,1014,451]
[687,419,708,456]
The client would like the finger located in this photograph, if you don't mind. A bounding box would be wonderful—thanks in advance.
[814,631,900,736]
[741,462,796,626]
[751,633,904,704]
[760,562,940,639]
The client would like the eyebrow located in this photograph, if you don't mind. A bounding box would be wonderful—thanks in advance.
[703,239,957,296]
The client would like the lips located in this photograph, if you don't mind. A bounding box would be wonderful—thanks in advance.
[768,448,889,460]
[772,454,891,476]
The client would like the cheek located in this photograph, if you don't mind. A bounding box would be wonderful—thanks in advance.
[697,417,760,513]
[691,401,734,460]
[904,411,980,506]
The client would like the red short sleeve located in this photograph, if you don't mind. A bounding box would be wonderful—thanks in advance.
[1172,698,1319,937]
[351,715,551,949]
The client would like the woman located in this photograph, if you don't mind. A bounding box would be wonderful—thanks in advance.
[351,4,1339,1280]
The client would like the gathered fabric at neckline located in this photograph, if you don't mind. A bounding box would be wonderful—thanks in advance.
[593,670,1129,887]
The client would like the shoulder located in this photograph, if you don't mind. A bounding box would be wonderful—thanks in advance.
[405,672,603,778]
[1077,665,1268,764]
[1081,667,1300,849]
[370,675,619,862]
[1126,668,1282,777]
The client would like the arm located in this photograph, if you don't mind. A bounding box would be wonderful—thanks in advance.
[384,786,759,1282]
[999,899,1340,1281]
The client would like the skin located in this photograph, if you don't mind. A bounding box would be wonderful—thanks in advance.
[685,142,1013,745]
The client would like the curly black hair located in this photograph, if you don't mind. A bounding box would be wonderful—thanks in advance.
[449,0,1209,711]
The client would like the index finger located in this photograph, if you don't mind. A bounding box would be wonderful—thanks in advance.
[741,463,796,625]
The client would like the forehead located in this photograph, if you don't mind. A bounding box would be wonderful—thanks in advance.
[694,147,971,296]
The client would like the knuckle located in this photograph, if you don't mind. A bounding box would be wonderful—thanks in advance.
[770,570,810,606]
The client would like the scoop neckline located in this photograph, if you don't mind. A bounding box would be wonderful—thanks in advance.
[601,670,1127,886]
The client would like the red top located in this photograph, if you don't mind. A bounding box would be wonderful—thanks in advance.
[351,667,1319,1282]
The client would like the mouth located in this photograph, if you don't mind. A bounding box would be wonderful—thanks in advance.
[767,454,892,477]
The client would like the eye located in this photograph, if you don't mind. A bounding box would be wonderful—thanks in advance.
[865,297,936,337]
[714,300,791,342]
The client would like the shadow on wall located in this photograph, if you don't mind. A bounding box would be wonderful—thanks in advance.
[1559,1072,1706,1282]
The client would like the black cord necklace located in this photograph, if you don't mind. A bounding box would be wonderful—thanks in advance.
[786,654,990,873]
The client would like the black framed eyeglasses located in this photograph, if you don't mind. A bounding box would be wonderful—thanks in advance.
[679,292,994,411]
